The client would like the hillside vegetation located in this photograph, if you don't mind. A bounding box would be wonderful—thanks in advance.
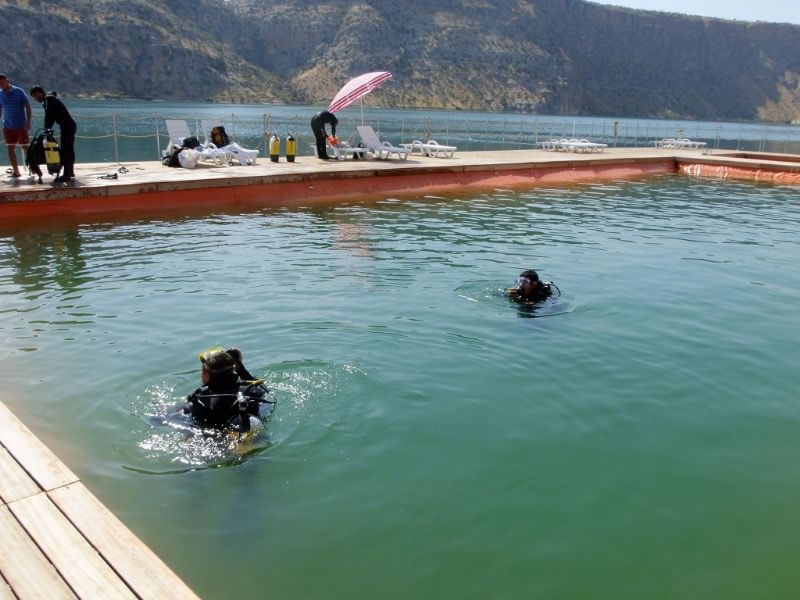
[1,0,798,121]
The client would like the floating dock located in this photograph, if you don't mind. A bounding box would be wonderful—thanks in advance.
[1,148,799,221]
[0,401,199,600]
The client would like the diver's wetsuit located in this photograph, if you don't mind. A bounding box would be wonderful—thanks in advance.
[310,110,338,159]
[185,380,270,432]
[532,283,553,302]
[514,283,553,304]
[42,93,76,178]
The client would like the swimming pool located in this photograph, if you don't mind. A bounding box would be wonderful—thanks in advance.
[1,175,799,598]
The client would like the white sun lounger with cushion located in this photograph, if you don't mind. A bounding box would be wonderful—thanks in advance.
[164,119,230,165]
[675,138,707,149]
[356,125,409,160]
[306,140,366,160]
[401,139,456,158]
[200,119,259,165]
[654,138,706,149]
[562,138,607,153]
[537,139,560,150]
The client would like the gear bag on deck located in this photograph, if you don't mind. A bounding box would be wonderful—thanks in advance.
[26,129,61,179]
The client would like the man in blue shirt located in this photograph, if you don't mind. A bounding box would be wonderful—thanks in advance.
[0,74,32,178]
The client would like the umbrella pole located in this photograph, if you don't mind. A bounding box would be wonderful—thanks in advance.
[360,97,364,126]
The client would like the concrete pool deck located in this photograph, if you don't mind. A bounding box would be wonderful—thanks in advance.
[0,400,200,599]
[1,147,799,221]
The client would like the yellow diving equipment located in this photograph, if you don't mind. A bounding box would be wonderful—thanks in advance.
[269,134,280,162]
[286,134,296,163]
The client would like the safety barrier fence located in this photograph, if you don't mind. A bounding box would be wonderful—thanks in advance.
[4,111,800,165]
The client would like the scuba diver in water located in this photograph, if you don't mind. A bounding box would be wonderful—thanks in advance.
[507,270,556,303]
[184,348,272,433]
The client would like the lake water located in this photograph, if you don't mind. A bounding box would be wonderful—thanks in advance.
[4,99,800,166]
[1,175,799,598]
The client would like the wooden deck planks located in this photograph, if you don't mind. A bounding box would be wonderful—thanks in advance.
[0,505,78,600]
[50,482,200,600]
[8,493,136,600]
[0,446,41,505]
[0,403,77,492]
[0,400,201,600]
[0,575,15,600]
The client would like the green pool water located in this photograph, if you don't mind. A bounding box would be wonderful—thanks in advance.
[1,175,799,599]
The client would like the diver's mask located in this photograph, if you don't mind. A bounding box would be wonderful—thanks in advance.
[198,346,225,363]
[514,276,532,288]
[198,346,235,374]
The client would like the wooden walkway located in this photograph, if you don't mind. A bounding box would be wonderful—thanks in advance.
[0,401,199,600]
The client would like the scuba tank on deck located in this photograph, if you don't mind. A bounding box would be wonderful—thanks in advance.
[43,129,61,176]
[269,133,280,162]
[286,134,296,162]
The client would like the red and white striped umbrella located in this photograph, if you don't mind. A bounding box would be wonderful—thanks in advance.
[328,71,392,114]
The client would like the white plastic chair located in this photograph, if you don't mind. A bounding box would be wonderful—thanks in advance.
[401,139,456,158]
[200,119,259,165]
[356,126,409,160]
[654,138,678,148]
[676,138,707,149]
[307,140,366,160]
[164,120,230,166]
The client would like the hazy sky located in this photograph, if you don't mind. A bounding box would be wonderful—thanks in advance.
[589,0,800,25]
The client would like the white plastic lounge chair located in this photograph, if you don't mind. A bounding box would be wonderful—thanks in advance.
[655,138,680,148]
[553,138,571,151]
[201,119,259,165]
[330,142,367,160]
[356,125,409,160]
[164,119,230,166]
[654,138,706,150]
[401,139,456,158]
[306,140,366,160]
[556,138,599,153]
[675,138,707,149]
[564,138,607,153]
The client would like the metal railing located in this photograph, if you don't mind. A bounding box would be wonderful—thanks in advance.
[4,111,800,165]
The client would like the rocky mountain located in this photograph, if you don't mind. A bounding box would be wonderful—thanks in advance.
[2,0,799,121]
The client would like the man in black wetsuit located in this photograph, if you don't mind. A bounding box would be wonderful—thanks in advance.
[184,348,269,431]
[508,269,553,303]
[310,109,338,160]
[30,86,77,182]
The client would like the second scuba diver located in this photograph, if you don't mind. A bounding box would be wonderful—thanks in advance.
[507,269,556,303]
[184,347,272,433]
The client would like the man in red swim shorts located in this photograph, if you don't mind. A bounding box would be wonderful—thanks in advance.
[0,74,32,178]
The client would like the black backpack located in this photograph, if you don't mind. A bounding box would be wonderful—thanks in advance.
[162,148,182,168]
[27,132,47,167]
[182,136,201,149]
[210,126,230,147]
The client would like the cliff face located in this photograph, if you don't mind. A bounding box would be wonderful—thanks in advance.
[2,0,799,121]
